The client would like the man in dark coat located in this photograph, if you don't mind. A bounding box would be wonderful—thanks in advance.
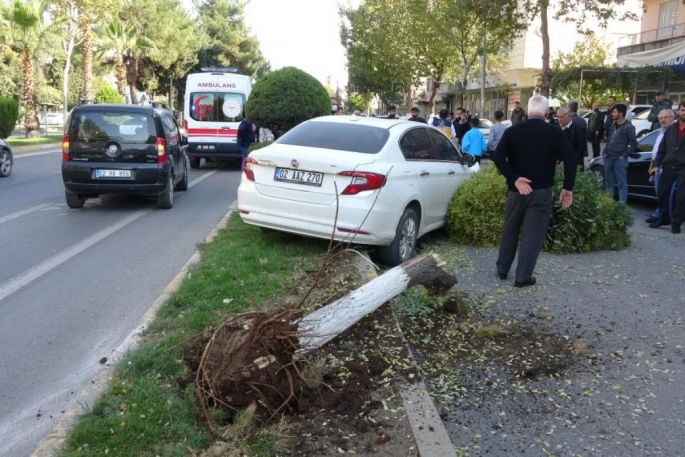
[587,102,605,158]
[568,101,589,170]
[604,96,616,141]
[492,95,576,288]
[557,107,584,170]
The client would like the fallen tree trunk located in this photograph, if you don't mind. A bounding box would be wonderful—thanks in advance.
[297,253,456,352]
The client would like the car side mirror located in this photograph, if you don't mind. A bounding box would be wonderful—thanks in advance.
[462,153,476,166]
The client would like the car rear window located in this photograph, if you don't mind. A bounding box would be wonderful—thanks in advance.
[70,112,156,144]
[276,122,389,154]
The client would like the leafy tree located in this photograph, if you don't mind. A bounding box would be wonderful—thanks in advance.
[345,92,374,113]
[0,96,20,138]
[97,19,153,98]
[523,0,637,97]
[196,0,266,78]
[551,34,609,108]
[245,67,330,137]
[0,45,22,101]
[3,0,61,136]
[94,85,125,104]
[51,0,81,123]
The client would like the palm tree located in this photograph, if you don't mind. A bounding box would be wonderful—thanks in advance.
[3,0,59,136]
[97,19,152,101]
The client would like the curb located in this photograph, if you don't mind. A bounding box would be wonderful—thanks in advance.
[351,254,457,457]
[30,207,235,457]
[10,143,61,154]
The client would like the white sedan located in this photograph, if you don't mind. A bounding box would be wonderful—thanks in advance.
[238,116,479,266]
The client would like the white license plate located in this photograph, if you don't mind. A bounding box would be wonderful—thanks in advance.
[274,167,323,187]
[94,169,132,178]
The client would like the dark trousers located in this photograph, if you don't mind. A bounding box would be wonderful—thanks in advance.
[496,188,553,283]
[589,132,601,158]
[657,166,685,226]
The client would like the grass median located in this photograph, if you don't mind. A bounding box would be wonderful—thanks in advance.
[7,134,63,147]
[57,214,327,457]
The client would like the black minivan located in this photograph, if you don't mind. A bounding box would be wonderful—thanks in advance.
[62,104,189,209]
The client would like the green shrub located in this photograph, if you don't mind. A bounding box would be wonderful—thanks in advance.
[245,67,330,137]
[248,140,273,153]
[446,166,632,254]
[0,97,20,139]
[94,86,125,104]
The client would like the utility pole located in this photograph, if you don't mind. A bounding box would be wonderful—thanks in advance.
[480,29,487,117]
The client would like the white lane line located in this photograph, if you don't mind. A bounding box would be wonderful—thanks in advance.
[0,209,149,302]
[13,151,59,158]
[188,169,219,188]
[0,204,52,226]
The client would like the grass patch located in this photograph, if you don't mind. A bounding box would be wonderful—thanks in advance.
[57,215,326,457]
[6,134,62,147]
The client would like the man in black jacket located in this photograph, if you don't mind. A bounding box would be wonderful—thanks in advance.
[568,101,589,170]
[587,103,605,158]
[649,101,685,234]
[557,107,584,168]
[604,96,616,141]
[492,95,576,287]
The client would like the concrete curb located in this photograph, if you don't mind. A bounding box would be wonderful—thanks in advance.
[10,143,61,155]
[30,207,236,457]
[351,254,457,457]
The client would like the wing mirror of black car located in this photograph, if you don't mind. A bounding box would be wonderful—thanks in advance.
[461,152,476,166]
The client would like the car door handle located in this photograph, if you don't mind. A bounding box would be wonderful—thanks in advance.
[220,126,232,129]
[448,170,456,175]
[420,171,430,177]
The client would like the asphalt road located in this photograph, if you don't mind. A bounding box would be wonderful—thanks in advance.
[0,149,241,457]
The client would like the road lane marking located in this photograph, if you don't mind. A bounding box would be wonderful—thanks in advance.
[0,209,149,302]
[0,204,52,226]
[13,151,59,158]
[0,168,221,302]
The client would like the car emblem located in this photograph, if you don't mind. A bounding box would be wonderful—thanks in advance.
[291,159,299,168]
[105,142,120,158]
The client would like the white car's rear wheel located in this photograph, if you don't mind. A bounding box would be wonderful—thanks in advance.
[378,208,418,266]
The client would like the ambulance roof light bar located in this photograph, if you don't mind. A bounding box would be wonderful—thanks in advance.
[200,67,239,73]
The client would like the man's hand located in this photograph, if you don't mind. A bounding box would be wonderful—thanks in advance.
[560,189,573,209]
[514,177,532,195]
[649,167,658,175]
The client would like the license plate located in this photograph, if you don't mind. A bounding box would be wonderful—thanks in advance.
[274,167,323,187]
[94,169,132,178]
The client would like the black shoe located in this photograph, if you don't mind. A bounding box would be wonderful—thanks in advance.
[498,272,507,280]
[672,225,681,234]
[649,219,671,228]
[514,277,537,288]
[645,216,659,223]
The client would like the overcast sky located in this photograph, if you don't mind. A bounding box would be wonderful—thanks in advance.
[243,0,359,89]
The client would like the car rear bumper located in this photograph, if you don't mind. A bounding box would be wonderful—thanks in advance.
[188,142,242,159]
[237,180,401,246]
[62,162,169,196]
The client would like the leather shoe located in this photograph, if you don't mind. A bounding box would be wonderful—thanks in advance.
[514,277,537,288]
[649,219,670,228]
[498,272,507,280]
[645,216,659,223]
[672,225,681,234]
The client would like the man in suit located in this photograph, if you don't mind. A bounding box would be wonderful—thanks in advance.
[557,107,583,167]
[587,103,605,158]
[604,96,616,141]
[492,95,577,288]
[568,101,589,170]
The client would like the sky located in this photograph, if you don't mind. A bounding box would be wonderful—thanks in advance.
[243,0,359,90]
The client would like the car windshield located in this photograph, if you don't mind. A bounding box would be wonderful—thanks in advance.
[634,109,650,120]
[637,130,659,152]
[276,122,390,154]
[71,112,156,144]
[479,119,493,128]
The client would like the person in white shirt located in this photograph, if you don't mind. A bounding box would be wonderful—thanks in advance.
[645,109,676,223]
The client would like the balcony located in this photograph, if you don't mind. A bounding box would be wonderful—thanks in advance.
[618,22,685,56]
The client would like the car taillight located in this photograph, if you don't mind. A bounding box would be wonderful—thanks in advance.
[339,171,386,195]
[183,119,188,131]
[156,137,167,164]
[61,134,70,161]
[243,157,258,181]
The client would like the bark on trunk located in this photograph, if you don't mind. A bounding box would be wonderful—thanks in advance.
[125,55,139,104]
[297,253,456,352]
[114,54,127,98]
[22,49,39,137]
[539,0,551,97]
[81,20,93,100]
[62,35,75,124]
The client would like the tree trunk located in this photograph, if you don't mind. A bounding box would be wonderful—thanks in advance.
[480,29,487,117]
[125,54,140,105]
[81,19,93,100]
[297,253,456,352]
[114,54,127,98]
[62,35,75,124]
[539,0,551,97]
[22,49,39,137]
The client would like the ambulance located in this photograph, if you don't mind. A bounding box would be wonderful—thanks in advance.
[183,68,252,168]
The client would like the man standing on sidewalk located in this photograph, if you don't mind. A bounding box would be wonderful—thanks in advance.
[645,109,675,224]
[649,101,685,234]
[604,96,616,141]
[492,95,576,288]
[603,104,637,204]
[648,90,673,132]
[568,101,588,170]
[588,103,605,158]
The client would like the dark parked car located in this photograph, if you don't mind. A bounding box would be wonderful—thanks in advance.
[0,139,12,178]
[62,104,189,209]
[587,129,658,201]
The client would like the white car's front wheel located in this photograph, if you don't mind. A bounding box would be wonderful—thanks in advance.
[378,207,418,266]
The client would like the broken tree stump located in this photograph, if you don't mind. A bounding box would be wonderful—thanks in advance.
[297,253,456,352]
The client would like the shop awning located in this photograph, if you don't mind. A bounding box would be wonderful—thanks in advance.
[618,40,685,71]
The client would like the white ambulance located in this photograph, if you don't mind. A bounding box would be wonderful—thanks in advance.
[183,68,252,168]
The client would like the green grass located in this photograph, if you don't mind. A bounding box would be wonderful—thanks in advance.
[7,134,62,147]
[58,215,327,457]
